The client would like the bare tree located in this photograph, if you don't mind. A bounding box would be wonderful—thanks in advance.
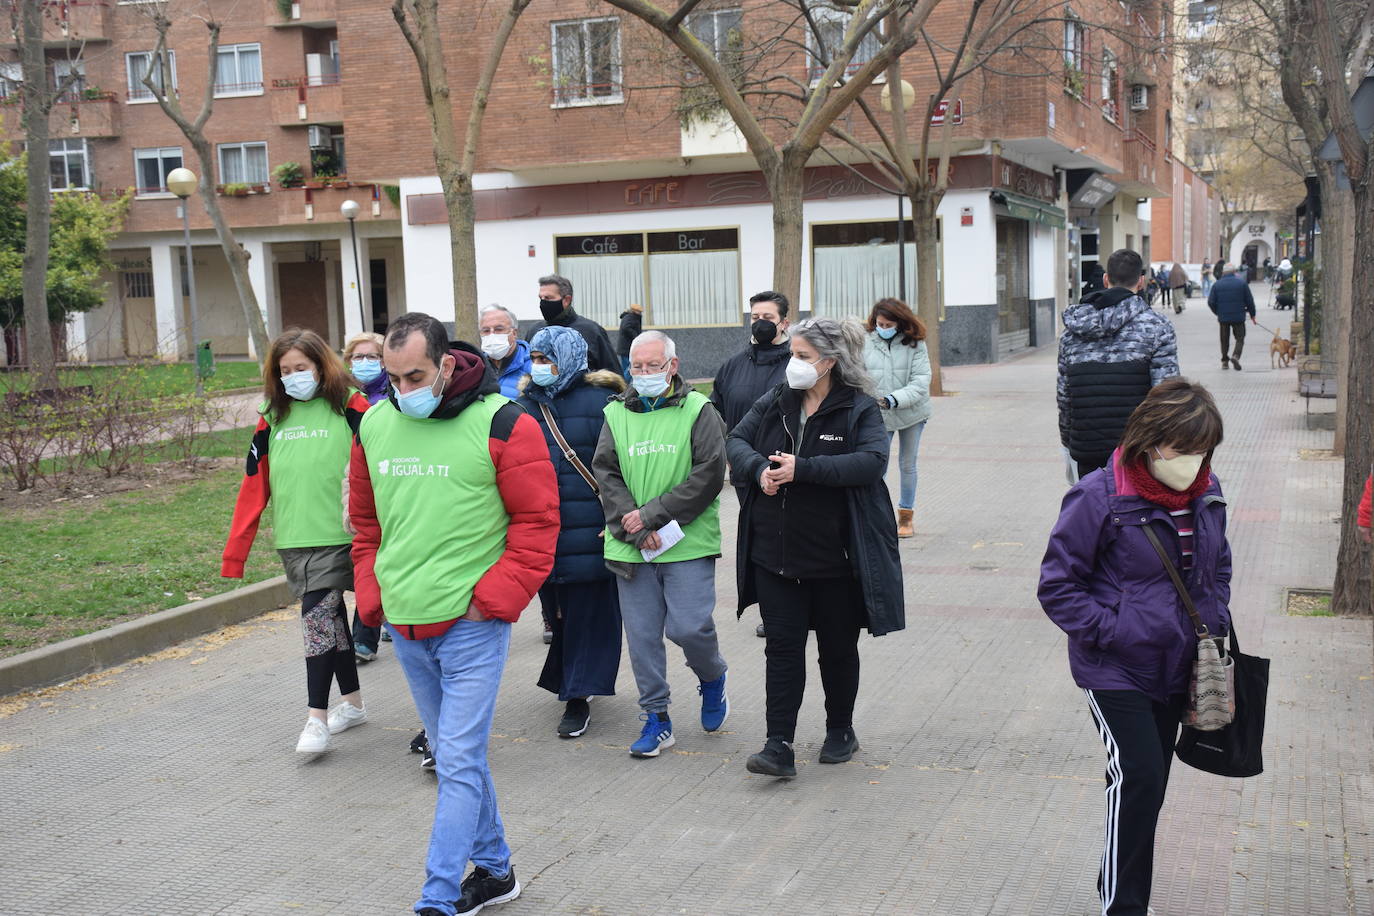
[393,0,533,344]
[137,4,270,361]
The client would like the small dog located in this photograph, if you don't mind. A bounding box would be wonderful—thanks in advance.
[1270,331,1295,368]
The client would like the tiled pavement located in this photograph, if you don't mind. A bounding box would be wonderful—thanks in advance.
[2,289,1369,915]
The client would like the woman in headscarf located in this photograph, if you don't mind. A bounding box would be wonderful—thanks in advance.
[518,326,627,739]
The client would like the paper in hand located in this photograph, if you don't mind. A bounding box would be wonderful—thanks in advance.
[639,519,685,562]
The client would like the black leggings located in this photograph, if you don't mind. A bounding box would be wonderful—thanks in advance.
[302,588,360,710]
[755,567,865,742]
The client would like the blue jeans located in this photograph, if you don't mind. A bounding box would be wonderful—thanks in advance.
[885,421,925,510]
[1201,277,1213,295]
[387,619,513,915]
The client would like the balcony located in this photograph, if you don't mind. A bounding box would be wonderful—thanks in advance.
[270,74,343,125]
[275,183,400,224]
[1118,128,1166,196]
[268,0,337,27]
[2,1,110,47]
[0,90,120,141]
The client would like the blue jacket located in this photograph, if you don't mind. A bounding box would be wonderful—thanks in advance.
[518,370,625,583]
[1207,274,1255,323]
[1038,455,1233,703]
[492,339,533,399]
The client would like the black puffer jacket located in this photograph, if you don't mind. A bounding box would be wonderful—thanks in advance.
[710,340,791,433]
[526,305,619,374]
[726,382,905,636]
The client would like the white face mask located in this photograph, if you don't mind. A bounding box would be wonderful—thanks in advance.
[786,356,827,390]
[480,333,512,361]
[1149,448,1205,491]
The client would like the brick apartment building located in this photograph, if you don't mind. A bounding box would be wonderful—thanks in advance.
[2,0,1175,374]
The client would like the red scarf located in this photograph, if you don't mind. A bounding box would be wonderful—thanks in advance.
[1124,457,1210,510]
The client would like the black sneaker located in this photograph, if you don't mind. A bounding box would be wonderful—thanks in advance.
[542,624,553,645]
[557,698,591,738]
[421,742,436,771]
[410,729,428,754]
[455,865,520,915]
[1230,357,1242,371]
[745,737,796,778]
[418,909,446,916]
[818,727,860,764]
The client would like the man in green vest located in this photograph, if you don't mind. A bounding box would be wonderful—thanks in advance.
[592,330,730,758]
[350,312,559,916]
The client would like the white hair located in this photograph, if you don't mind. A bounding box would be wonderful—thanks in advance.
[629,329,676,361]
[478,304,518,329]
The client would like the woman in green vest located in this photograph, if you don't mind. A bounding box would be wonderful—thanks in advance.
[222,328,373,754]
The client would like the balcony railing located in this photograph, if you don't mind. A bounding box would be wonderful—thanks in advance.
[2,1,110,46]
[270,73,343,123]
[0,89,120,139]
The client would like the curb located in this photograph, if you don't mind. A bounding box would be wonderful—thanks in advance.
[0,576,294,697]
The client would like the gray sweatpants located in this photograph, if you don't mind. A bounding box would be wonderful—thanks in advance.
[616,557,727,715]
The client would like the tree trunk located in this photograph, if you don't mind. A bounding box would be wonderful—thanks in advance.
[1331,177,1374,617]
[910,190,945,396]
[1315,165,1351,453]
[766,156,807,313]
[19,0,57,390]
[441,169,480,344]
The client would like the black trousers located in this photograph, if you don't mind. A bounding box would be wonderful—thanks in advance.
[1219,321,1246,361]
[1084,689,1186,916]
[351,611,380,652]
[302,588,360,710]
[754,567,864,742]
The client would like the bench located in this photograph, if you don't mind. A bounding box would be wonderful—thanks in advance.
[1297,357,1337,428]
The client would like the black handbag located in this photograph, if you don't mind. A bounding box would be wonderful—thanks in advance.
[1174,627,1270,778]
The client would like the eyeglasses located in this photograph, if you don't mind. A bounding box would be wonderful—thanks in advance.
[630,359,670,373]
[481,326,514,335]
[351,354,381,362]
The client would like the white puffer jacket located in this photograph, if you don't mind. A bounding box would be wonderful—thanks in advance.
[863,332,932,432]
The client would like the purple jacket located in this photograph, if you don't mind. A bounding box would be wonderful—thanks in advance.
[358,372,391,405]
[1038,454,1232,703]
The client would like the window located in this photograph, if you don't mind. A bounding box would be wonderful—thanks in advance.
[811,220,934,317]
[134,147,183,195]
[0,62,19,100]
[123,270,154,299]
[217,141,268,184]
[1101,49,1119,122]
[1064,14,1086,96]
[53,59,86,102]
[807,4,881,82]
[554,227,741,327]
[687,8,743,61]
[214,43,262,96]
[49,139,90,190]
[551,18,622,106]
[126,50,176,102]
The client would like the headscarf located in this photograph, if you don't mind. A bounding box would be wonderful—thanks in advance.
[529,326,588,398]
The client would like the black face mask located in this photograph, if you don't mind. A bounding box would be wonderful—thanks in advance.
[539,298,565,322]
[751,319,777,346]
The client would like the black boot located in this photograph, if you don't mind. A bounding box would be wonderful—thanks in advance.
[745,737,796,778]
[819,727,860,764]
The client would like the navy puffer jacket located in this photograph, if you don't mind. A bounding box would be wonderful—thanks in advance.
[518,370,626,583]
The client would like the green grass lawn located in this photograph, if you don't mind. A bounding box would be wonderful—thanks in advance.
[2,360,263,398]
[0,461,281,658]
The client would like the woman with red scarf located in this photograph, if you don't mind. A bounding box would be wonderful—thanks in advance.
[1038,378,1232,916]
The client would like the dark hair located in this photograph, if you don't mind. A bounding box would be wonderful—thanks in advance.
[748,290,789,319]
[538,274,573,299]
[385,312,450,366]
[262,328,351,425]
[1106,249,1143,287]
[1118,378,1224,468]
[865,297,927,346]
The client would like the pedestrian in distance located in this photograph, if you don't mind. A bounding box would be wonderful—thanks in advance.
[479,305,532,399]
[1200,259,1213,296]
[727,317,904,779]
[1058,248,1180,481]
[1039,378,1233,916]
[221,328,372,754]
[517,326,626,740]
[1167,263,1189,314]
[527,274,619,374]
[863,297,932,539]
[342,330,390,664]
[592,330,730,759]
[1155,265,1172,311]
[1083,262,1107,296]
[349,312,559,916]
[616,303,642,379]
[1206,264,1256,371]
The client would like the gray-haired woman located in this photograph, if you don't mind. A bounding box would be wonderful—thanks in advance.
[725,317,905,778]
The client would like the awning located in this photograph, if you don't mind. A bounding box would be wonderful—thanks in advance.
[991,190,1066,229]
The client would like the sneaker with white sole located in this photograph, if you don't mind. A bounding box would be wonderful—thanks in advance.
[455,865,520,915]
[326,701,367,735]
[295,717,332,753]
[629,711,674,757]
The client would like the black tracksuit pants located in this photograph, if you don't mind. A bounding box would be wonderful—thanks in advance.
[1084,688,1187,916]
[1219,321,1246,362]
[755,567,864,743]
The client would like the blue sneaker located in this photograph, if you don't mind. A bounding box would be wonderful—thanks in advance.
[629,712,674,757]
[698,671,728,731]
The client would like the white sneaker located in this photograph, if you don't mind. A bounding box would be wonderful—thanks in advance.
[326,701,367,735]
[295,717,333,753]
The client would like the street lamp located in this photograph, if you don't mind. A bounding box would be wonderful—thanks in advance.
[340,199,366,334]
[880,79,918,304]
[166,167,204,397]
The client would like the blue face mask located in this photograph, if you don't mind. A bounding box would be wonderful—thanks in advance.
[396,369,447,419]
[282,369,318,401]
[632,371,670,399]
[876,325,898,340]
[530,364,558,388]
[351,357,383,383]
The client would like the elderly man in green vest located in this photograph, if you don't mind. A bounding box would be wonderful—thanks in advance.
[592,329,730,758]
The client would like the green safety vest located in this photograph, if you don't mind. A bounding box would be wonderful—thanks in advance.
[358,395,509,625]
[266,396,354,550]
[602,391,720,564]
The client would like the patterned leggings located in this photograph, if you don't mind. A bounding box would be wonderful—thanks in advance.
[301,588,360,710]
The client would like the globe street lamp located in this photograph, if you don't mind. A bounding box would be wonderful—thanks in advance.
[165,167,204,397]
[340,199,366,334]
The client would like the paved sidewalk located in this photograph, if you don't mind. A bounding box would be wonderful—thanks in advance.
[2,293,1368,915]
